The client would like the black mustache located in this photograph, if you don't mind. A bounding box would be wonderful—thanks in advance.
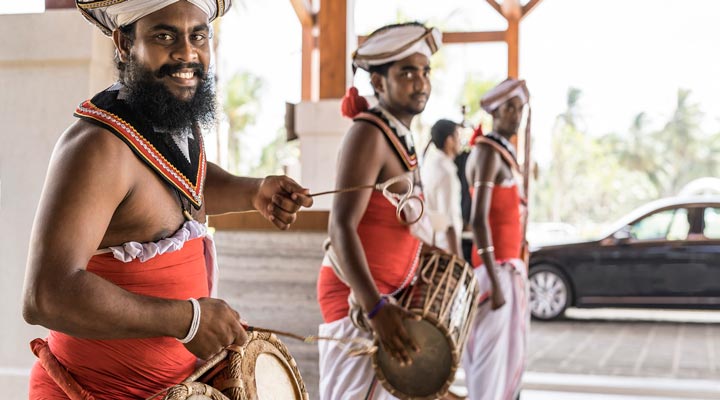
[155,63,204,78]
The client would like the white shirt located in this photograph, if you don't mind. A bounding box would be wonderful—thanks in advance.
[421,146,463,252]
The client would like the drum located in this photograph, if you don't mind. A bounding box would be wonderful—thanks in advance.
[162,331,308,400]
[372,251,479,400]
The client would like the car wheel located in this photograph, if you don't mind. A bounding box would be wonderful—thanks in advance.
[528,264,572,320]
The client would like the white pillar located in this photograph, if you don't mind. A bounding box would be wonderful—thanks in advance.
[295,99,351,210]
[0,9,114,396]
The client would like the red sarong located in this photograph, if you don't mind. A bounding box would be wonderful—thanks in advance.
[29,237,208,399]
[317,191,422,323]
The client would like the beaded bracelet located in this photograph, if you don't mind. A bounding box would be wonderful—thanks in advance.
[367,296,389,320]
[178,298,201,344]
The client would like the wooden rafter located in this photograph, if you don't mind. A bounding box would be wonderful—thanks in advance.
[442,31,506,43]
[289,0,315,28]
[521,0,543,19]
[486,0,503,16]
[45,0,75,8]
[359,30,506,45]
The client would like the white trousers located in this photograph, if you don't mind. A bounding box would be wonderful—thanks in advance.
[317,317,399,400]
[462,260,529,400]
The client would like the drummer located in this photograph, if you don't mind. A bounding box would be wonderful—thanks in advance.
[316,22,442,399]
[22,1,312,398]
[464,78,531,400]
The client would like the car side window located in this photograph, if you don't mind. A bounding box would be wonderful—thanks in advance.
[704,207,720,239]
[631,208,688,241]
[667,208,690,240]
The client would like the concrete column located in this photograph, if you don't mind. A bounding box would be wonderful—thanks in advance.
[0,9,114,396]
[295,100,351,210]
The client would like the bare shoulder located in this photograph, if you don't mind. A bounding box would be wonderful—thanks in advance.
[468,142,500,165]
[341,119,386,151]
[58,119,133,161]
[466,142,501,182]
[42,119,137,215]
[28,120,141,264]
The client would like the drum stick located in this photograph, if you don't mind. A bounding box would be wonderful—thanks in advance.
[246,325,377,356]
[309,173,413,198]
[309,184,375,197]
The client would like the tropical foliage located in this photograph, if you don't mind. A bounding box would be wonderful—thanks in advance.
[533,87,720,235]
[222,70,264,174]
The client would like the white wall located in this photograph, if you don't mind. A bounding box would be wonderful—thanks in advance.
[0,9,114,396]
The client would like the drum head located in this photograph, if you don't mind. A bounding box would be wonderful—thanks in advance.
[254,352,297,399]
[209,332,309,400]
[373,318,454,399]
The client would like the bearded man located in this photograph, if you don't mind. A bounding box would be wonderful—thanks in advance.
[22,1,312,398]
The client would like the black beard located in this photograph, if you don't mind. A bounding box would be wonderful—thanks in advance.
[121,56,217,134]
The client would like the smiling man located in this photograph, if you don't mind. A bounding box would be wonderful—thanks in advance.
[317,22,441,399]
[22,1,312,398]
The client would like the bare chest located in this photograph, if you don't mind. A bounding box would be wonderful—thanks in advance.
[99,164,206,248]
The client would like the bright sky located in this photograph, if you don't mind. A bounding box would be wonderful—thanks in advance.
[8,0,720,168]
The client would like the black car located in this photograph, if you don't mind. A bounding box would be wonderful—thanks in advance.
[528,196,720,320]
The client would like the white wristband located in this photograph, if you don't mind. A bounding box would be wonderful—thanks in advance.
[178,298,201,344]
[476,246,495,256]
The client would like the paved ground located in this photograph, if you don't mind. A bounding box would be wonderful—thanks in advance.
[528,318,720,381]
[214,230,720,399]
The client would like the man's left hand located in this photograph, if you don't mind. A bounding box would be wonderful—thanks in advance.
[254,176,313,230]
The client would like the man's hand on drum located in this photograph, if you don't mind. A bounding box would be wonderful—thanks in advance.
[254,175,313,230]
[369,303,421,366]
[183,298,248,360]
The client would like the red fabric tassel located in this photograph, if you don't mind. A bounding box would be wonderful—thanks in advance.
[340,86,369,118]
[469,123,484,145]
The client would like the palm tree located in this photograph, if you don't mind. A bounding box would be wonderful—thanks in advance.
[223,71,264,174]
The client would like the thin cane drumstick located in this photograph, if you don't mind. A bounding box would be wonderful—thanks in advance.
[309,184,375,197]
[309,173,413,198]
[246,326,376,356]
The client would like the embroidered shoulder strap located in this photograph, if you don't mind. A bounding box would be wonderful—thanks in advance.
[475,136,521,175]
[354,111,418,171]
[75,100,206,208]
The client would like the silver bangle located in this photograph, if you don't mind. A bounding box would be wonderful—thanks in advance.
[473,181,495,188]
[178,298,201,344]
[476,246,495,256]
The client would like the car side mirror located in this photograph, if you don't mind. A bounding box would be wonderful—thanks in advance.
[612,226,632,243]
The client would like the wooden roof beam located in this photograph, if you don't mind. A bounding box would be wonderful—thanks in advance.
[359,30,506,45]
[442,31,506,43]
[45,0,75,8]
[522,0,543,20]
[289,0,315,28]
[486,0,503,16]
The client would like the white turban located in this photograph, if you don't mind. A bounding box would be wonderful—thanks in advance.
[353,23,442,71]
[76,0,232,36]
[480,78,529,113]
